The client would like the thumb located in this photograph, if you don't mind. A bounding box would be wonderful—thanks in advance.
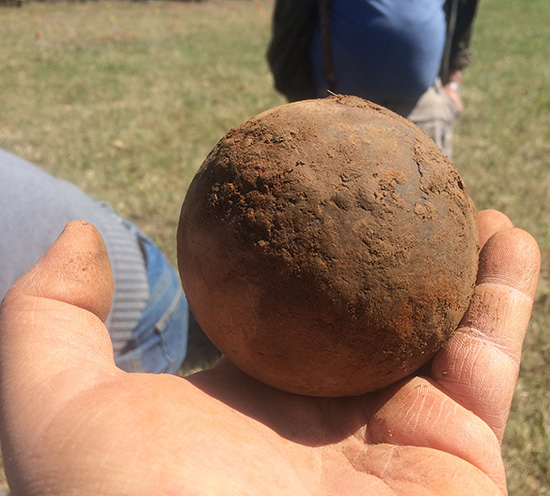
[0,221,119,492]
[0,220,118,394]
[0,221,116,372]
[8,220,113,321]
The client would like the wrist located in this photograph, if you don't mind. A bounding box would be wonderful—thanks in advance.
[447,81,461,92]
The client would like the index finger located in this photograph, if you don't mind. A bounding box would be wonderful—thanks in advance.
[431,223,540,442]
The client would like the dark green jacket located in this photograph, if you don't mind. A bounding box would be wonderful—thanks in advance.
[267,0,480,102]
[440,0,480,82]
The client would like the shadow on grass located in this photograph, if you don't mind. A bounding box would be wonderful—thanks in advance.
[180,310,221,375]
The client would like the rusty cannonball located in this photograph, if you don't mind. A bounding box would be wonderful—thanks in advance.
[177,95,479,397]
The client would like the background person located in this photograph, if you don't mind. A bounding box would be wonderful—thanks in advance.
[268,0,479,158]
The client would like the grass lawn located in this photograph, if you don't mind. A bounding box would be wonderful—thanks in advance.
[1,0,549,494]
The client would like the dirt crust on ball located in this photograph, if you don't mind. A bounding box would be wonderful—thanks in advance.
[178,95,479,396]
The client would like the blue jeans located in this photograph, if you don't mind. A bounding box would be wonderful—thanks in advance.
[115,232,189,374]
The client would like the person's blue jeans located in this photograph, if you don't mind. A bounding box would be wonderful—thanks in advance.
[115,232,189,374]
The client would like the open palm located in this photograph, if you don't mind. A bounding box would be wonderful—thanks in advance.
[0,210,540,496]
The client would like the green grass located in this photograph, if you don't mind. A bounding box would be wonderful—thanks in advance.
[0,0,549,494]
[455,1,550,248]
[453,2,550,493]
[0,0,285,260]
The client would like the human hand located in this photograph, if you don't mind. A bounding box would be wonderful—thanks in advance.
[443,83,464,115]
[443,70,464,114]
[0,213,540,495]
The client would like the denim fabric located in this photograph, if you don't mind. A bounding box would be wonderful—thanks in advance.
[115,232,189,374]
